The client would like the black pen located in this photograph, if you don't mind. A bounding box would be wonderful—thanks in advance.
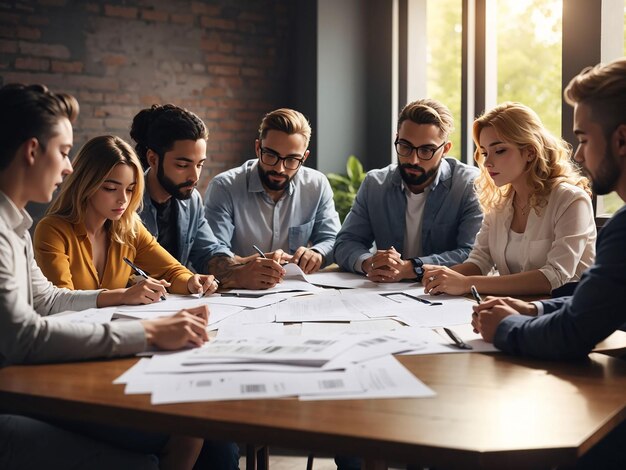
[470,285,482,304]
[252,244,267,258]
[123,257,167,301]
[443,327,473,350]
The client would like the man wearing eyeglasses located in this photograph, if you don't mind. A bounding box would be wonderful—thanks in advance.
[334,98,483,283]
[204,108,341,289]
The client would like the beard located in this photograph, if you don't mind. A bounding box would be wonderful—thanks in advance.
[399,159,441,187]
[587,147,621,195]
[258,164,293,191]
[156,160,195,200]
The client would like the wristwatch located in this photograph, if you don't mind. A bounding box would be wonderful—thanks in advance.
[410,258,424,282]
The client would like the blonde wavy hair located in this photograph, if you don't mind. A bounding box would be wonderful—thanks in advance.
[47,135,144,245]
[473,102,590,214]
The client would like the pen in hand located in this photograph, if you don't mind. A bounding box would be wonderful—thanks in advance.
[123,257,167,301]
[252,244,267,259]
[470,285,482,304]
[201,278,219,298]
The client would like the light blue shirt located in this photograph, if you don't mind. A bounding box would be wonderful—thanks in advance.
[139,169,230,273]
[204,159,340,265]
[334,157,482,272]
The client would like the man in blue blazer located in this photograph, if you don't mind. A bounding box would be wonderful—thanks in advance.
[334,98,483,283]
[472,57,626,469]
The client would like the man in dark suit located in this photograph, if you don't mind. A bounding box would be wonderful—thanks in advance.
[472,57,626,468]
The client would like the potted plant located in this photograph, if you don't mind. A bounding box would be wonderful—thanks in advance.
[326,155,366,223]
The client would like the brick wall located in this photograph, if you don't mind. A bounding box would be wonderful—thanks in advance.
[0,0,296,195]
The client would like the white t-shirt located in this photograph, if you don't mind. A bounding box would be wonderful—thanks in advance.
[403,187,429,259]
[504,229,524,274]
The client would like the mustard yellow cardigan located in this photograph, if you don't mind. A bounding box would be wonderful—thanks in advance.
[34,215,193,294]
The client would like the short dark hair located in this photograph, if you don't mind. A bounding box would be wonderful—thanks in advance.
[0,84,79,171]
[130,104,208,168]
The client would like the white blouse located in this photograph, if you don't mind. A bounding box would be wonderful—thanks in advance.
[465,182,596,290]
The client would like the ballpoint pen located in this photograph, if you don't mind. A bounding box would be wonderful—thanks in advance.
[443,327,473,350]
[470,285,483,304]
[200,278,219,298]
[252,245,267,258]
[123,257,167,301]
[402,292,443,306]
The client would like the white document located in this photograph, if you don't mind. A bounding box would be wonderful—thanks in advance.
[391,296,474,328]
[274,296,369,323]
[113,357,151,384]
[150,368,363,404]
[217,322,286,337]
[305,271,420,290]
[182,335,359,366]
[300,355,436,401]
[114,301,244,326]
[216,305,277,326]
[300,319,403,336]
[48,307,116,324]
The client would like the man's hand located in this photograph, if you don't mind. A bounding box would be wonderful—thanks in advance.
[362,247,414,282]
[233,257,286,289]
[141,305,210,349]
[265,249,293,265]
[422,265,471,295]
[471,297,522,343]
[291,246,323,274]
[187,274,218,296]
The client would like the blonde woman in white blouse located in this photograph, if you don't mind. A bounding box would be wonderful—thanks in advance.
[423,102,596,296]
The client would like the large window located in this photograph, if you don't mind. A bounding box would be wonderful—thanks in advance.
[496,0,562,137]
[426,0,463,159]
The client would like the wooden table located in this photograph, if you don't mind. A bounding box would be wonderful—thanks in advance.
[2,352,626,470]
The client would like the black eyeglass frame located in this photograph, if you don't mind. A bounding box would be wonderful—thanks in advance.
[394,139,447,161]
[258,147,305,170]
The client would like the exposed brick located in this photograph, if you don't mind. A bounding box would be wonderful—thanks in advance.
[16,26,41,41]
[204,53,244,66]
[241,67,263,77]
[104,5,138,19]
[0,39,17,54]
[51,60,84,73]
[140,95,162,106]
[15,57,50,71]
[105,93,134,104]
[237,21,256,34]
[171,13,193,25]
[200,98,217,108]
[141,9,168,23]
[65,75,119,91]
[217,42,234,53]
[0,25,16,39]
[202,87,226,98]
[200,17,236,30]
[19,41,70,59]
[102,54,128,66]
[191,2,220,16]
[104,117,130,129]
[220,120,247,131]
[78,91,103,102]
[207,64,239,76]
[76,117,104,130]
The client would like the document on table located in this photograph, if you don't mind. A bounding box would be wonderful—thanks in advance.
[274,296,370,322]
[150,368,364,404]
[299,318,403,336]
[305,271,420,290]
[47,307,116,324]
[217,322,286,337]
[300,355,436,401]
[114,300,245,326]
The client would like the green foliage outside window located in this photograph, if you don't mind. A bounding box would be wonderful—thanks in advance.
[327,155,366,223]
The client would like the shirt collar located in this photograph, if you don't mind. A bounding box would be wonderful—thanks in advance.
[0,191,33,237]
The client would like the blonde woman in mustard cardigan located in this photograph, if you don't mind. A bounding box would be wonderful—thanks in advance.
[34,135,218,304]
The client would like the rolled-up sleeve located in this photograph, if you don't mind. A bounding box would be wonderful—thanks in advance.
[309,178,341,264]
[204,178,236,258]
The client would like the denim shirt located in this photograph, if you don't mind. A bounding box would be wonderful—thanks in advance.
[204,159,340,265]
[334,157,482,272]
[139,169,230,273]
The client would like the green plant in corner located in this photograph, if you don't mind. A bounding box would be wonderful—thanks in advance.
[326,155,366,223]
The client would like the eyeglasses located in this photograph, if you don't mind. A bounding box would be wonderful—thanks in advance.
[394,139,447,161]
[259,147,305,170]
